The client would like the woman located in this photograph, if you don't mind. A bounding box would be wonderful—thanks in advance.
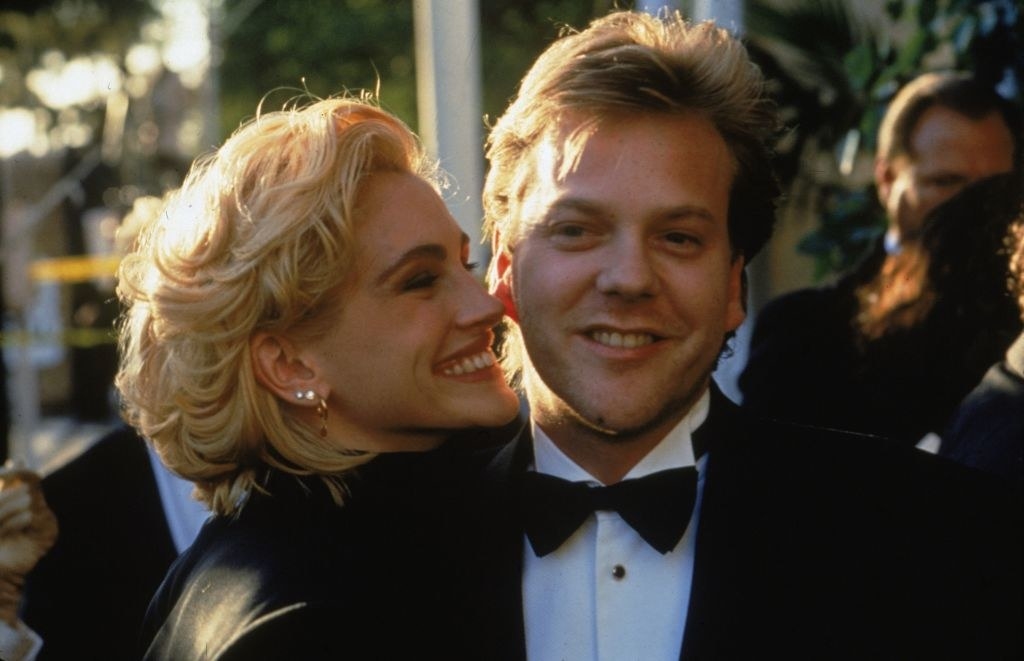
[117,96,521,659]
[850,173,1023,442]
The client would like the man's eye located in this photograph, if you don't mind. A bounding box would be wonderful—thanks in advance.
[402,272,439,291]
[930,175,965,189]
[665,232,698,245]
[544,221,601,250]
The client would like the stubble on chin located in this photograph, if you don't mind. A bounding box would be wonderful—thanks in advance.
[526,364,712,447]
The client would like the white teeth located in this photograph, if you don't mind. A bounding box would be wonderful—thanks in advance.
[591,330,654,348]
[442,351,496,376]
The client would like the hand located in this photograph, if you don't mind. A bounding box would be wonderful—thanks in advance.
[0,465,58,624]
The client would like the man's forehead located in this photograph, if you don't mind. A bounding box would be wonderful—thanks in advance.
[910,108,1013,153]
[505,122,590,228]
[530,117,601,182]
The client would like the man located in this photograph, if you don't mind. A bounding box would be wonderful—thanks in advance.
[467,10,1020,659]
[0,425,205,661]
[19,425,206,661]
[739,71,1023,444]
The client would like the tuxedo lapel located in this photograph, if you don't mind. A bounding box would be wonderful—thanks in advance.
[679,385,887,658]
[680,386,756,660]
[680,385,804,659]
[469,430,533,660]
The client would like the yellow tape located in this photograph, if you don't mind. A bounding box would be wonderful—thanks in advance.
[29,255,122,283]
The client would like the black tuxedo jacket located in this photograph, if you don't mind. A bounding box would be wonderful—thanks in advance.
[464,386,1021,660]
[940,332,1024,480]
[21,425,181,661]
[140,448,485,660]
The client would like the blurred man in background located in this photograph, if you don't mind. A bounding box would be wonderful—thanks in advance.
[740,71,1022,445]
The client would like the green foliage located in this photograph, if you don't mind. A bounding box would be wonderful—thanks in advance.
[217,0,621,142]
[478,1,620,124]
[796,188,886,279]
[0,0,155,106]
[218,0,417,137]
[0,0,631,208]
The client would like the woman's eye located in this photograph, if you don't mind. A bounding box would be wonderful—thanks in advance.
[463,261,480,273]
[402,272,439,291]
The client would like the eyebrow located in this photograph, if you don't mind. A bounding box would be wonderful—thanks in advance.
[373,232,470,286]
[548,199,717,222]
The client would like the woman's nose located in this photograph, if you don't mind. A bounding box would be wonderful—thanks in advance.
[456,272,506,328]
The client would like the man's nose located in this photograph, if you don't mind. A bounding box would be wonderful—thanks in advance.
[595,236,658,300]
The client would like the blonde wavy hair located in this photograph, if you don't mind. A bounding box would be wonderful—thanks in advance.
[483,10,781,384]
[116,96,439,515]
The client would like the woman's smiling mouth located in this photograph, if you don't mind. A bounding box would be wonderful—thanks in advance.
[440,350,498,376]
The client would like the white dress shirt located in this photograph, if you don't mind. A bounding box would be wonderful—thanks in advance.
[0,620,41,661]
[523,392,710,661]
[145,444,208,553]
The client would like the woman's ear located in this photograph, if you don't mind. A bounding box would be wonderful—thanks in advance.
[250,332,320,403]
[487,239,518,324]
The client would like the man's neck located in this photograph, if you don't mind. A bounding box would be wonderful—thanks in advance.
[543,432,664,484]
[531,391,707,484]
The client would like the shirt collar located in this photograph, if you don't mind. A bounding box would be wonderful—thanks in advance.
[884,227,902,255]
[530,389,710,485]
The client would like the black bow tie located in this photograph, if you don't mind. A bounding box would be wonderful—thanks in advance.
[520,467,699,557]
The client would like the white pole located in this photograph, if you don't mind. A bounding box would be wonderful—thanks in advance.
[692,0,743,33]
[413,0,487,265]
[638,0,744,34]
[637,0,681,15]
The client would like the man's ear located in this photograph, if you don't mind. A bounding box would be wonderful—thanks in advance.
[725,255,746,333]
[487,235,519,324]
[251,332,321,403]
[874,157,894,208]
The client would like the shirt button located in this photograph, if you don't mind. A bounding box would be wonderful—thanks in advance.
[611,564,626,580]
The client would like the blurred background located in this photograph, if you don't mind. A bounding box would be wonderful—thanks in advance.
[1,0,1021,471]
